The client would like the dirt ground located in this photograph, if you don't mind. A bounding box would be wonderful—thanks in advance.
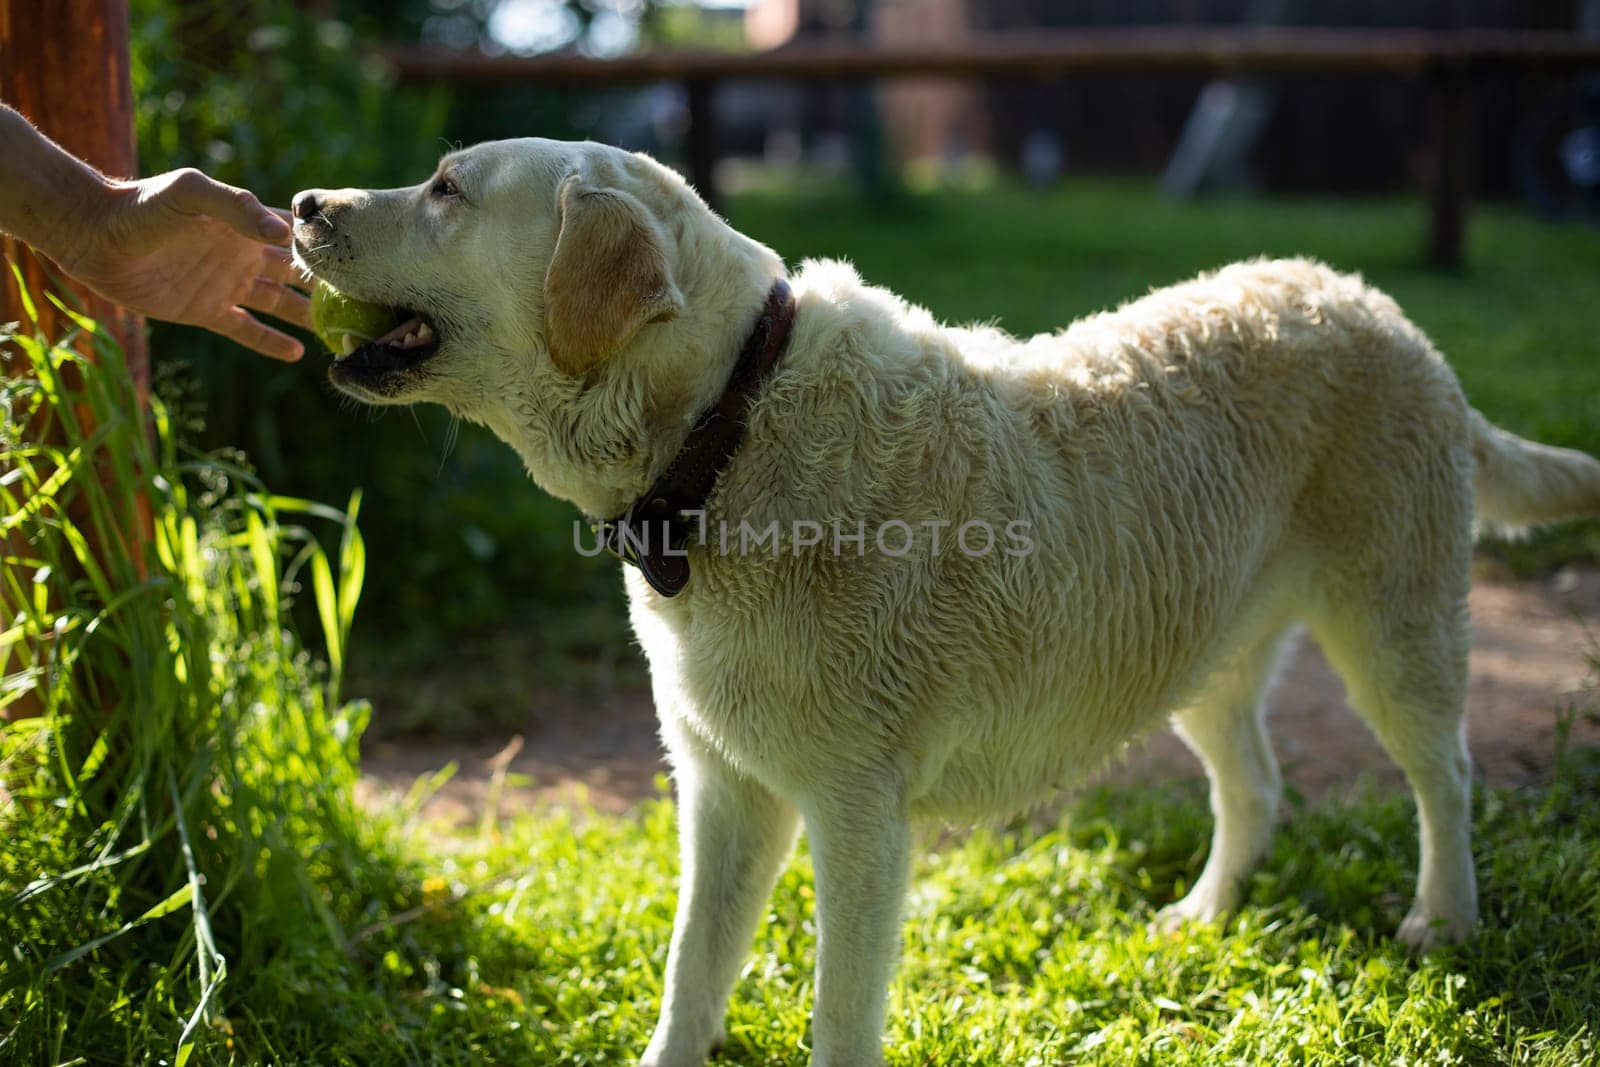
[359,565,1600,824]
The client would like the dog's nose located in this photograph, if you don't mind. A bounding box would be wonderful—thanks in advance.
[292,190,321,221]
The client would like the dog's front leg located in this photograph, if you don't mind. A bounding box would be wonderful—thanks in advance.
[803,793,911,1067]
[642,740,799,1067]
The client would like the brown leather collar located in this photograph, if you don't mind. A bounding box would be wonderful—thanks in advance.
[591,278,797,596]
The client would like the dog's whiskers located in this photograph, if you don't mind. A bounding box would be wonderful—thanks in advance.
[438,415,462,474]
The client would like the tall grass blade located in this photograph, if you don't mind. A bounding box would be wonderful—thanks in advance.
[0,276,395,1062]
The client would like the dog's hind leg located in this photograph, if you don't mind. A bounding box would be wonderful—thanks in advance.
[1304,583,1477,951]
[1159,626,1291,928]
[643,734,800,1067]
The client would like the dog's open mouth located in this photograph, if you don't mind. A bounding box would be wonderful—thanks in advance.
[332,310,442,371]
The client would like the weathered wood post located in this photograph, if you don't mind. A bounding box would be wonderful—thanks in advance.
[1424,60,1472,270]
[685,77,721,213]
[1,0,147,722]
[0,0,148,382]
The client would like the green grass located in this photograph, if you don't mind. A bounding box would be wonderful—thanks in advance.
[0,285,400,1063]
[121,744,1600,1065]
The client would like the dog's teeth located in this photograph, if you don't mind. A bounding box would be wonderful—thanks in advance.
[416,322,434,342]
[340,335,356,356]
[402,331,418,347]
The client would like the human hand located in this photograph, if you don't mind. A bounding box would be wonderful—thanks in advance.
[59,169,312,361]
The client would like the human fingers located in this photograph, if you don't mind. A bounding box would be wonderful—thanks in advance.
[213,306,305,362]
[263,206,296,249]
[164,168,291,242]
[261,245,311,288]
[241,277,314,330]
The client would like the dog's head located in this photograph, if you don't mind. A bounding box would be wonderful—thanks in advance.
[292,138,783,513]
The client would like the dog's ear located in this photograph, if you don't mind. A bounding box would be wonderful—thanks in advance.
[543,175,684,376]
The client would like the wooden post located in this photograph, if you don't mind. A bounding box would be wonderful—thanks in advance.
[0,0,148,384]
[1,0,146,722]
[685,77,721,214]
[1424,61,1473,270]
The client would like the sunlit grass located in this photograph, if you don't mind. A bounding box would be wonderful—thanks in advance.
[0,281,398,1063]
[198,747,1597,1065]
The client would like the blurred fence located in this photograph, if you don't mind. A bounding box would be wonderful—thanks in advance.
[383,28,1600,267]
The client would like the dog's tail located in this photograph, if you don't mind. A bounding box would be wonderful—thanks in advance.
[1470,409,1600,534]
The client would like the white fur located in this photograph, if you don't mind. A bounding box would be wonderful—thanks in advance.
[294,139,1600,1067]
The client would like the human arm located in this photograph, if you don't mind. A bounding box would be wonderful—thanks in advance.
[0,102,311,360]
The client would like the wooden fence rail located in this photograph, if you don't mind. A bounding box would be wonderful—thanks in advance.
[383,29,1600,267]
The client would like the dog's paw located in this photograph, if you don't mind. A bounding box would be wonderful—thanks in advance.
[1154,886,1236,932]
[639,1026,724,1067]
[1396,907,1475,953]
[639,1053,706,1067]
[640,1050,714,1067]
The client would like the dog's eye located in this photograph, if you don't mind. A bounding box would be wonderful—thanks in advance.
[432,176,461,199]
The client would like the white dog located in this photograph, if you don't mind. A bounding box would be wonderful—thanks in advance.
[293,139,1600,1067]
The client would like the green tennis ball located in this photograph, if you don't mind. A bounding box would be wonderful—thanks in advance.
[310,281,401,357]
